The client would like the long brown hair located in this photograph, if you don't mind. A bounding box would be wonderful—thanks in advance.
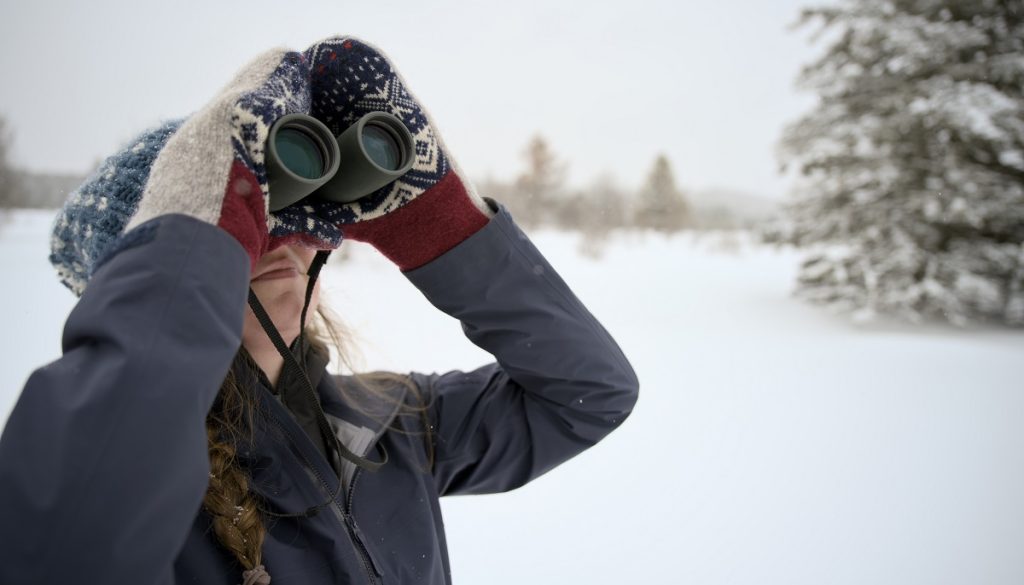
[202,302,434,571]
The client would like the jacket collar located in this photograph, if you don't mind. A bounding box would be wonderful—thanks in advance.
[317,367,409,457]
[243,340,409,463]
[254,336,330,398]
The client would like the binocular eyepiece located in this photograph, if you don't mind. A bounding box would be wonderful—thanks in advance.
[265,112,416,212]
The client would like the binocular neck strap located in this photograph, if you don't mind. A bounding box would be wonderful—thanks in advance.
[246,249,387,475]
[299,250,330,332]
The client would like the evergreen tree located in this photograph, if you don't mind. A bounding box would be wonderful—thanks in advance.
[773,0,1024,326]
[634,154,691,233]
[512,134,569,229]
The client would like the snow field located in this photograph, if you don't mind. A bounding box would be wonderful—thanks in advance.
[2,210,1022,584]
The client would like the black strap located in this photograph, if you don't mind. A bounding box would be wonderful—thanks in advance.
[246,250,389,520]
[299,251,329,336]
[245,251,385,475]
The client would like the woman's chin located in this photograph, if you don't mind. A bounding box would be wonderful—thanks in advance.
[247,279,303,314]
[244,274,320,346]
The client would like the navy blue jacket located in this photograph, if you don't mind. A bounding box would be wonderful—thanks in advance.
[0,198,639,584]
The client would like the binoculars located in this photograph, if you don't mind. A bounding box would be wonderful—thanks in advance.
[265,111,416,212]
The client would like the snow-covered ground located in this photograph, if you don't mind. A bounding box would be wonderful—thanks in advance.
[2,209,1022,584]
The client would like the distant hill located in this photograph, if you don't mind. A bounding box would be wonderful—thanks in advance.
[9,170,88,209]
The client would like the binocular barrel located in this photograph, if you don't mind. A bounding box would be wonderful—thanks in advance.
[265,112,416,212]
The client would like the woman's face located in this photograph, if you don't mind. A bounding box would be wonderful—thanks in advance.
[242,243,322,348]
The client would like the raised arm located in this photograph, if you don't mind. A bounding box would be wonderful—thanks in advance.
[0,46,322,582]
[0,214,249,583]
[404,198,640,496]
[290,37,640,498]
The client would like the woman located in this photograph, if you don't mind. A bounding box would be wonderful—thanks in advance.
[0,36,639,584]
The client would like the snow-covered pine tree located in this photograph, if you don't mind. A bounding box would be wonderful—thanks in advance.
[774,0,1024,326]
[634,154,692,234]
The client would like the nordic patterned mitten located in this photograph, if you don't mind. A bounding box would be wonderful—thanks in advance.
[50,47,352,295]
[300,35,496,271]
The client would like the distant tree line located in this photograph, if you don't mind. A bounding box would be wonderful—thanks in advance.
[0,117,22,220]
[0,120,705,234]
[0,113,765,242]
[478,134,702,239]
[0,115,85,214]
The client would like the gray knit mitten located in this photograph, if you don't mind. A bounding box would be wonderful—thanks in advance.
[122,47,311,269]
[50,47,316,294]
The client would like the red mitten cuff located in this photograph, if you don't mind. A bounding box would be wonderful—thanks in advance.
[219,160,272,272]
[340,171,495,271]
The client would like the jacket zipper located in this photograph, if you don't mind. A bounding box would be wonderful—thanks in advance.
[341,466,382,584]
[265,410,381,585]
[346,467,362,514]
[345,467,382,577]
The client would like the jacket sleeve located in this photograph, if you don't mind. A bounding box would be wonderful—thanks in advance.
[403,197,639,497]
[0,214,249,584]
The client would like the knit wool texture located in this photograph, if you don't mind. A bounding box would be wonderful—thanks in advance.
[50,36,495,295]
[297,36,494,270]
[49,119,180,296]
[50,52,347,296]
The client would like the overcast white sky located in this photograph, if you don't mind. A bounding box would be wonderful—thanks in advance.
[0,0,819,198]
